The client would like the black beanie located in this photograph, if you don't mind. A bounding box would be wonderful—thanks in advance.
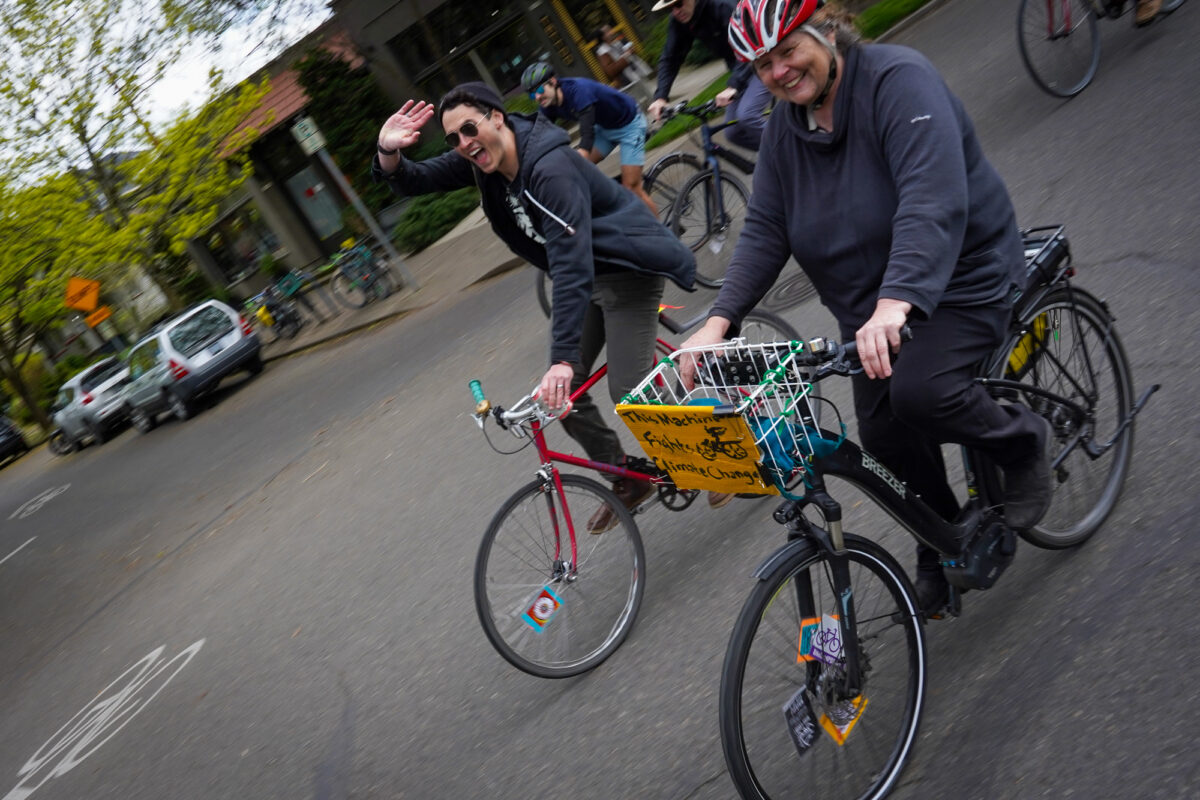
[438,81,507,121]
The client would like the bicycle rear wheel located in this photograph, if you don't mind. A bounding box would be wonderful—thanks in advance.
[1017,0,1100,98]
[474,473,646,678]
[721,534,926,800]
[330,272,369,308]
[993,289,1134,547]
[644,151,704,223]
[670,169,750,289]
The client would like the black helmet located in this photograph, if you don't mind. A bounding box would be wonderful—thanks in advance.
[521,62,555,92]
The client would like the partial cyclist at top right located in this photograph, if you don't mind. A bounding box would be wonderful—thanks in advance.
[1018,0,1189,97]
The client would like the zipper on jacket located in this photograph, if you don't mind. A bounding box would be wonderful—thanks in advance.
[522,190,576,236]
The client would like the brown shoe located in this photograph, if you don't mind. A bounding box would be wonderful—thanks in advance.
[1135,0,1161,26]
[587,477,655,534]
[707,491,735,509]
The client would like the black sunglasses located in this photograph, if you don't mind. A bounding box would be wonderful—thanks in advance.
[444,113,491,149]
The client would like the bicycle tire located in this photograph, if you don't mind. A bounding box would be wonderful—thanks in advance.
[1017,0,1100,98]
[759,264,818,313]
[330,272,369,309]
[644,151,704,223]
[1160,0,1186,11]
[991,288,1134,548]
[670,169,750,289]
[720,534,926,800]
[474,473,646,678]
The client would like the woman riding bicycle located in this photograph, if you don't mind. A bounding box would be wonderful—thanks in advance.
[681,0,1053,615]
[374,82,706,532]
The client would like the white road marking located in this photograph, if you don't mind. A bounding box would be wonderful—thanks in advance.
[4,640,206,800]
[0,538,35,567]
[8,485,71,520]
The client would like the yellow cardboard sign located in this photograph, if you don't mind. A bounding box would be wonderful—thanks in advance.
[616,404,777,494]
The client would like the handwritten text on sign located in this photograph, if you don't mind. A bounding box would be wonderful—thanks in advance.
[617,404,777,494]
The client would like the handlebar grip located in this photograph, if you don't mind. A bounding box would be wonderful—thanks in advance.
[841,324,913,361]
[468,380,490,415]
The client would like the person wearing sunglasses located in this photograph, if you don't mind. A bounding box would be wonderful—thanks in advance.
[374,82,711,532]
[520,63,656,215]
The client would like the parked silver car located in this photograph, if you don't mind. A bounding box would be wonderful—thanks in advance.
[50,358,131,450]
[123,299,262,432]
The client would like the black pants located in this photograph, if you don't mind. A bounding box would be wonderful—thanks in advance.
[848,303,1044,574]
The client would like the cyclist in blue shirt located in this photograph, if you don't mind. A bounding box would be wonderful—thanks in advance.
[521,63,657,214]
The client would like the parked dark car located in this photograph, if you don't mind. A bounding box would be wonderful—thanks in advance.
[0,416,30,466]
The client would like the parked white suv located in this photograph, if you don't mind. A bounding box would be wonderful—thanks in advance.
[123,300,262,432]
[50,358,131,449]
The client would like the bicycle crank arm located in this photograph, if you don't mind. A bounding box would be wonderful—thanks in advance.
[1085,383,1160,458]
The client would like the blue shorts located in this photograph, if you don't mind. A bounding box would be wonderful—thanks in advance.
[592,113,648,167]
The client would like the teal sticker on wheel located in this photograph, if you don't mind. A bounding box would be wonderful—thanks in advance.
[521,586,564,633]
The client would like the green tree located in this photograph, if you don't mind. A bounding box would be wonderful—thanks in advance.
[0,0,309,306]
[293,48,396,215]
[0,176,87,431]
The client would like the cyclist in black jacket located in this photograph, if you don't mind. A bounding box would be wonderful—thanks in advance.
[373,83,712,531]
[646,0,772,150]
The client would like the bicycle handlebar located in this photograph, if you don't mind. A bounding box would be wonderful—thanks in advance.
[658,99,720,123]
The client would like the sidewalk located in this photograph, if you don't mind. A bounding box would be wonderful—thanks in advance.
[259,60,731,362]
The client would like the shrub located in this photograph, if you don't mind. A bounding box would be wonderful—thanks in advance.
[855,0,935,39]
[391,187,482,254]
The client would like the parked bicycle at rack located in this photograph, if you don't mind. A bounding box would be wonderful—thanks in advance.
[246,284,303,341]
[618,225,1157,800]
[1018,0,1188,97]
[321,239,396,309]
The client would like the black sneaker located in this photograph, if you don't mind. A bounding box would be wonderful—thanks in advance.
[1003,415,1055,530]
[913,574,952,620]
[892,573,953,623]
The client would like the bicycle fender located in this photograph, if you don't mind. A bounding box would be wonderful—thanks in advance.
[751,538,818,581]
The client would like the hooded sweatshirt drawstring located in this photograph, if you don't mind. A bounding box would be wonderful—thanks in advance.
[523,190,576,236]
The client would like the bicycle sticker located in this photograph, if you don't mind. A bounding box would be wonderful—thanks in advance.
[797,614,842,665]
[781,688,820,758]
[819,694,869,746]
[521,586,564,633]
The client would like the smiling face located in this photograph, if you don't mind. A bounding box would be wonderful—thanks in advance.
[753,28,840,107]
[441,104,518,180]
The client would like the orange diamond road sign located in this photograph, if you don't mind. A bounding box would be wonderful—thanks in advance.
[84,305,112,328]
[65,277,101,312]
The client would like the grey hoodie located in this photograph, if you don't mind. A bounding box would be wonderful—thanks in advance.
[374,113,694,365]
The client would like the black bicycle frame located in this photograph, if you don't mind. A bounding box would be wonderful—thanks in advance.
[697,117,757,176]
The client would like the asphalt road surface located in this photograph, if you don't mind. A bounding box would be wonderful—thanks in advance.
[2,2,1198,798]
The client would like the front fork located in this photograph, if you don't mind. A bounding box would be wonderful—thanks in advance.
[776,477,865,698]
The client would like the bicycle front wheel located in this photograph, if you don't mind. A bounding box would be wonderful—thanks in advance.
[1017,0,1100,98]
[670,169,750,289]
[474,473,646,678]
[721,534,926,800]
[330,273,369,308]
[644,151,704,223]
[993,289,1134,548]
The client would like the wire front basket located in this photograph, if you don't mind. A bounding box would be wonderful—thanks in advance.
[616,339,834,495]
